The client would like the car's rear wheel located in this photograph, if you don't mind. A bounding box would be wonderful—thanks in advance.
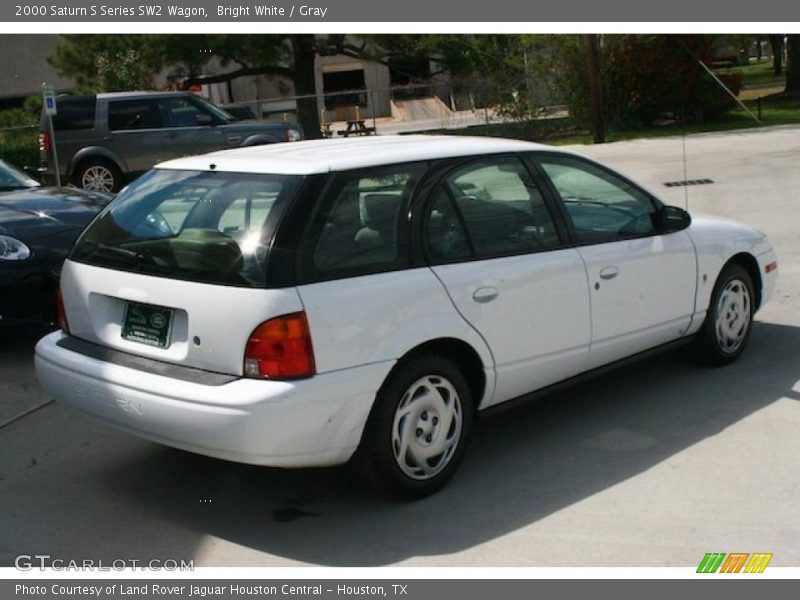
[352,354,474,500]
[75,159,122,193]
[694,264,755,365]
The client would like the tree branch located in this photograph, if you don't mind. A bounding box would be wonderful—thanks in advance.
[181,64,295,88]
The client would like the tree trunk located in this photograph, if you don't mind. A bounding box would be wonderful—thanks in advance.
[769,35,784,75]
[786,35,800,93]
[291,34,322,140]
[583,34,605,144]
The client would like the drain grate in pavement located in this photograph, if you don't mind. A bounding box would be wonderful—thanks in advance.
[663,178,714,187]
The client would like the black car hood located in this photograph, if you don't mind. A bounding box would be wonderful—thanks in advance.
[0,186,110,242]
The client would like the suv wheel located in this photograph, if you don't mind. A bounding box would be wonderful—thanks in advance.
[353,354,474,500]
[75,159,122,193]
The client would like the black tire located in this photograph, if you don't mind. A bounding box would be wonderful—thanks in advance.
[352,354,474,500]
[73,158,123,193]
[694,263,755,366]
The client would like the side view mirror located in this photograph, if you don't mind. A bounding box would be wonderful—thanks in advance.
[660,205,691,233]
[196,113,214,126]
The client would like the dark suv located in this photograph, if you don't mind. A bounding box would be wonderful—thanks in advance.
[39,91,303,193]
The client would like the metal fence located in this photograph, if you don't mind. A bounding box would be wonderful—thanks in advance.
[219,82,565,138]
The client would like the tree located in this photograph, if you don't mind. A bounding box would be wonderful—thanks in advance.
[786,35,800,93]
[769,35,784,75]
[48,35,161,92]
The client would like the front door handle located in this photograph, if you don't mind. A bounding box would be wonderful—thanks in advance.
[472,287,499,303]
[599,266,619,280]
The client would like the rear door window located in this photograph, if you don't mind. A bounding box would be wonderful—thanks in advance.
[108,99,162,131]
[71,169,303,288]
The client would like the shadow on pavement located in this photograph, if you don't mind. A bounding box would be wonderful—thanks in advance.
[0,326,54,426]
[89,321,800,566]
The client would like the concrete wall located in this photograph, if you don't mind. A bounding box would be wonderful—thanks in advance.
[0,35,75,100]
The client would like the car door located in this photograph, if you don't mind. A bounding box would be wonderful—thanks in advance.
[156,96,227,159]
[105,98,165,173]
[423,155,592,407]
[533,154,697,368]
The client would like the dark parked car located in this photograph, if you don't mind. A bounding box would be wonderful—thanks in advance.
[0,159,110,326]
[39,91,303,194]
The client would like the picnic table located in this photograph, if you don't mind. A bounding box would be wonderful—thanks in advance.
[337,119,376,137]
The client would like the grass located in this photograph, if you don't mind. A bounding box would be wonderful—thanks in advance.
[716,58,783,89]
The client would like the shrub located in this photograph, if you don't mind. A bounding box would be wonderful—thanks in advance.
[555,35,741,129]
[0,131,39,170]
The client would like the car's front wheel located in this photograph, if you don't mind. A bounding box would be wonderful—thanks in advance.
[353,354,474,500]
[695,263,755,365]
[75,159,122,193]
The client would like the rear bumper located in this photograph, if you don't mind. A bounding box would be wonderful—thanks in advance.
[35,331,393,467]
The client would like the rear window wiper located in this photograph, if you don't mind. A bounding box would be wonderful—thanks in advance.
[79,239,171,270]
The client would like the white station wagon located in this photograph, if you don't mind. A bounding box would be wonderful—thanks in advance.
[35,135,777,498]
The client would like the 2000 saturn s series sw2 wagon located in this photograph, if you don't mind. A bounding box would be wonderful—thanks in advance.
[35,135,778,499]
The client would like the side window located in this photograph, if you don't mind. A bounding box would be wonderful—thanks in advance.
[304,163,425,278]
[159,97,213,128]
[108,100,161,131]
[427,156,560,260]
[539,157,658,243]
[53,96,97,131]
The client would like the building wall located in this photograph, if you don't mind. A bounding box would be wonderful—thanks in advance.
[0,34,75,101]
[216,53,393,121]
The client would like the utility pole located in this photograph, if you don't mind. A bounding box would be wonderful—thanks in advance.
[584,34,605,144]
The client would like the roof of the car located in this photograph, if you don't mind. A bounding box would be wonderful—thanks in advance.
[155,135,564,175]
[96,91,190,99]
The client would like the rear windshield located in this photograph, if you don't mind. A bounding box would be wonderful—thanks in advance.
[70,169,303,287]
[51,96,97,131]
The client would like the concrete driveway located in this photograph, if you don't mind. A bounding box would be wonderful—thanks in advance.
[1,125,798,567]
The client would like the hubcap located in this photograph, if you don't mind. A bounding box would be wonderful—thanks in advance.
[392,375,463,481]
[81,165,115,192]
[714,278,751,354]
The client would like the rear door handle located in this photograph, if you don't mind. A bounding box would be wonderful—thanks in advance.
[599,266,619,280]
[472,287,499,303]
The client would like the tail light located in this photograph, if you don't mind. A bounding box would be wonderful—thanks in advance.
[39,132,51,153]
[244,312,315,379]
[56,287,69,334]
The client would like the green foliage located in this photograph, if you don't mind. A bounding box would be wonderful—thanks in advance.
[48,35,163,93]
[554,35,741,129]
[0,95,42,170]
[94,48,155,92]
[0,131,39,170]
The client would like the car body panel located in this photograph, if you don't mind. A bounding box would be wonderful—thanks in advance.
[59,259,304,376]
[684,214,774,326]
[35,330,390,466]
[0,186,110,325]
[297,267,497,407]
[578,230,697,369]
[431,248,591,407]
